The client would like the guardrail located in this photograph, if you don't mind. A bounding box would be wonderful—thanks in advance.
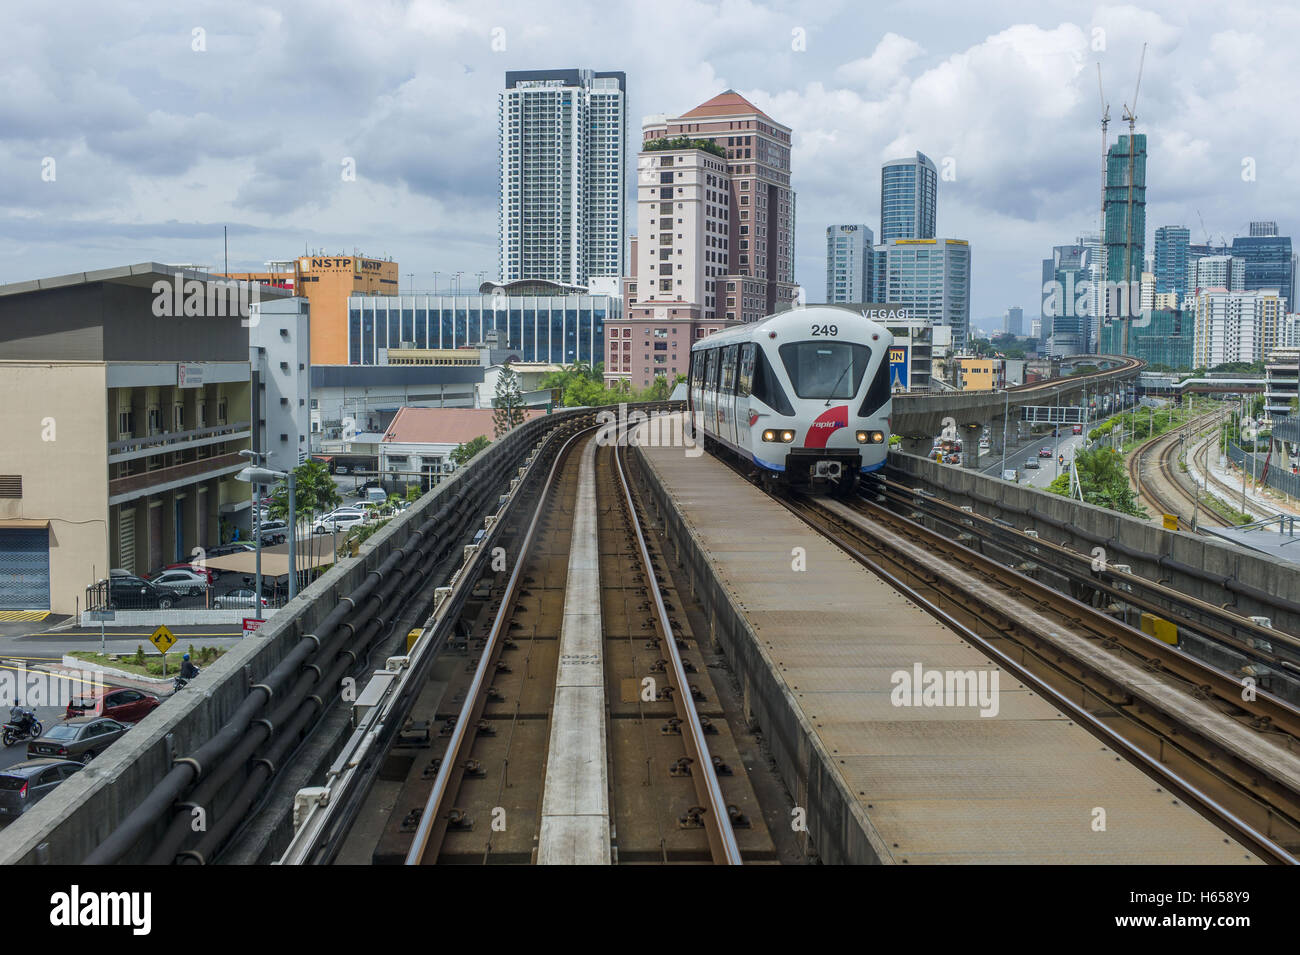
[1227,440,1300,500]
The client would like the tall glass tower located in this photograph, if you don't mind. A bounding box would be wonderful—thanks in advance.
[1154,225,1190,300]
[1103,134,1147,313]
[879,152,937,242]
[825,224,873,303]
[499,69,626,287]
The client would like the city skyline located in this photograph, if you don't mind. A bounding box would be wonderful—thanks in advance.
[2,3,1298,324]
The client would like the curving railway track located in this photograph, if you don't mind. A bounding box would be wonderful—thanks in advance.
[1128,412,1231,530]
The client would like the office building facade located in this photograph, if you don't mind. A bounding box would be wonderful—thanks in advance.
[826,224,873,303]
[499,69,626,287]
[880,152,938,242]
[1231,233,1294,307]
[1153,225,1191,301]
[1005,305,1023,336]
[1192,288,1286,367]
[1100,308,1194,369]
[874,238,971,351]
[249,297,311,475]
[346,281,612,368]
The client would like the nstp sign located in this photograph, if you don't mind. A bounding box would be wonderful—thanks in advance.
[888,346,909,389]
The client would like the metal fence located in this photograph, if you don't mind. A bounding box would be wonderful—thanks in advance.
[85,578,292,614]
[1227,441,1300,499]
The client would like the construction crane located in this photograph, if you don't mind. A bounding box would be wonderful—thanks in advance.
[1119,42,1147,358]
[1097,64,1110,331]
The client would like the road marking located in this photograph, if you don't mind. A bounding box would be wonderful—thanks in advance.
[0,663,107,690]
[0,611,51,622]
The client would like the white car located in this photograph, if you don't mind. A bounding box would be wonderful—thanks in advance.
[149,569,210,597]
[313,511,366,534]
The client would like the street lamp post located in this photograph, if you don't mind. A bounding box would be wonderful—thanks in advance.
[237,459,297,612]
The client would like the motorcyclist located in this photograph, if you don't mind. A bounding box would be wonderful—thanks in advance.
[179,654,200,682]
[7,706,35,732]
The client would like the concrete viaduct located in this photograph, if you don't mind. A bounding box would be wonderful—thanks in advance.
[891,355,1145,469]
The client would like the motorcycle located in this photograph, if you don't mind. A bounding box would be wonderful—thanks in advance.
[2,707,42,746]
[172,666,200,693]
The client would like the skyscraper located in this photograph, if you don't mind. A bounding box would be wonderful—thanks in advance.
[1005,306,1023,336]
[1231,233,1294,307]
[825,224,873,303]
[1077,231,1104,350]
[1153,225,1191,301]
[1044,243,1092,356]
[875,238,970,350]
[640,90,797,318]
[880,152,938,242]
[1103,134,1147,322]
[498,69,626,287]
[1250,221,1279,237]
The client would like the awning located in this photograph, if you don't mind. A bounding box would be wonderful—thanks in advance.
[204,536,337,578]
[0,519,50,529]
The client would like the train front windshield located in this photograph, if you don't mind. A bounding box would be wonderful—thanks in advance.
[778,342,871,400]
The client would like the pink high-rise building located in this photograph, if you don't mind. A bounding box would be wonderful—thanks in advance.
[609,91,796,390]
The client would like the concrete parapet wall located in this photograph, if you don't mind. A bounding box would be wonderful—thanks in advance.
[0,409,590,865]
[887,451,1300,636]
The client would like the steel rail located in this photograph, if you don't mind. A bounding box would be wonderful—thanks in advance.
[772,492,1296,865]
[870,476,1300,667]
[614,430,743,865]
[405,427,594,865]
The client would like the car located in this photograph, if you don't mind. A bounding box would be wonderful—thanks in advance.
[105,576,172,610]
[208,542,257,558]
[212,589,269,610]
[156,561,218,584]
[150,568,210,597]
[335,465,349,475]
[27,717,130,764]
[313,510,366,534]
[0,759,83,820]
[1038,447,1053,457]
[1001,469,1018,481]
[65,688,161,723]
[1024,459,1040,469]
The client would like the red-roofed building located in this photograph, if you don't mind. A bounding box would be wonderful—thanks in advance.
[378,407,546,488]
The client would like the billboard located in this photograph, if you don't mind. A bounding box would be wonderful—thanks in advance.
[888,345,909,389]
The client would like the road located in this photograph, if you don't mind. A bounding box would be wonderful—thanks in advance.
[975,429,1088,488]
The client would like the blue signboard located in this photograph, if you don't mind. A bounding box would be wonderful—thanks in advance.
[888,345,909,389]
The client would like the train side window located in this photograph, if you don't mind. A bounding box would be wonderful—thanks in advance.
[721,344,738,393]
[737,343,755,396]
[704,348,719,389]
[750,348,796,416]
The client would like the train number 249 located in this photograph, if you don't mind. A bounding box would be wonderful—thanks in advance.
[810,324,839,336]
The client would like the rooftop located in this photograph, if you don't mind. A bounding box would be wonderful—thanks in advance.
[382,407,546,446]
[678,90,780,126]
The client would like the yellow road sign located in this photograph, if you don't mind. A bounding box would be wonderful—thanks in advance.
[1162,513,1179,531]
[150,625,177,654]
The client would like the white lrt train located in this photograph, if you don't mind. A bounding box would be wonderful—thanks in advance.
[687,306,894,492]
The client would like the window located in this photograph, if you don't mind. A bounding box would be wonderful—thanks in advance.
[778,342,872,399]
[737,343,756,396]
[721,344,738,393]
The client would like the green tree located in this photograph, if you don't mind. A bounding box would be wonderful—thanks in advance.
[451,434,491,467]
[266,459,343,530]
[492,364,527,437]
[1048,446,1146,517]
[405,482,421,504]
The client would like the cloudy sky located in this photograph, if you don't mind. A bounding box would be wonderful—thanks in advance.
[2,0,1297,330]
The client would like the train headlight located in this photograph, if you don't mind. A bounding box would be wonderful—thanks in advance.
[856,430,868,444]
[762,429,795,443]
[858,430,884,444]
[762,429,776,442]
[780,430,795,443]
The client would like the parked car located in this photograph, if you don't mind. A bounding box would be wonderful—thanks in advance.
[0,759,83,820]
[212,589,269,610]
[257,520,289,544]
[1038,447,1053,458]
[65,688,161,723]
[27,717,130,763]
[1024,459,1040,470]
[335,465,349,475]
[1001,469,1018,482]
[150,568,210,597]
[105,576,173,610]
[156,561,218,584]
[313,511,366,534]
[208,542,257,558]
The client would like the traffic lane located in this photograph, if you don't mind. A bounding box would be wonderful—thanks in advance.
[0,705,76,770]
[1,624,245,660]
[979,431,1059,475]
[1021,433,1087,488]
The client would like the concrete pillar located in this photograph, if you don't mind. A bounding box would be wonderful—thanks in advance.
[989,416,1007,456]
[962,423,982,469]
